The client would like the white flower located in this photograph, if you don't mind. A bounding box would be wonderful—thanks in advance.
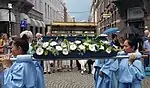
[103,41,110,44]
[61,42,67,48]
[78,44,85,50]
[83,42,89,46]
[69,42,74,45]
[106,48,111,53]
[50,41,57,46]
[42,42,49,48]
[99,45,105,50]
[70,44,77,50]
[75,40,81,44]
[113,45,118,49]
[36,47,44,55]
[62,49,69,55]
[46,46,52,51]
[56,46,63,51]
[89,44,96,52]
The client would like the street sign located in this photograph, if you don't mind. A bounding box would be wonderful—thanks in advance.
[20,20,27,28]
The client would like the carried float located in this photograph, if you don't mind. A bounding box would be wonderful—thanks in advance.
[32,36,119,60]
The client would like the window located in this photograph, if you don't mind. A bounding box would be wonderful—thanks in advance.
[48,5,49,19]
[39,0,42,11]
[35,0,37,9]
[45,3,47,18]
[50,7,52,18]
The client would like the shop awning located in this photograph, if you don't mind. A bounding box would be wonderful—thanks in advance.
[36,20,43,27]
[41,21,45,28]
[20,13,31,24]
[30,18,38,27]
[0,9,16,22]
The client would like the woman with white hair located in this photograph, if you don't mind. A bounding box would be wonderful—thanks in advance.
[143,30,149,41]
[20,30,34,54]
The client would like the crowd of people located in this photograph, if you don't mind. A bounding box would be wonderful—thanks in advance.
[0,29,149,88]
[93,29,150,88]
[0,31,95,88]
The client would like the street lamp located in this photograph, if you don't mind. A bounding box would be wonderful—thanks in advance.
[8,3,12,36]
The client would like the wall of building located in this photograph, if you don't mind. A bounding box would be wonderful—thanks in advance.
[0,0,67,36]
[90,0,126,34]
[41,0,65,24]
[0,0,70,36]
[0,0,34,35]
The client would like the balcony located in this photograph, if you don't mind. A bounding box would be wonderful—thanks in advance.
[8,0,34,13]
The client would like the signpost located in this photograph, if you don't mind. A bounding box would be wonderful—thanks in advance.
[20,19,27,31]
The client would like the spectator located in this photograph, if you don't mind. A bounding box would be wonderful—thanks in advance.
[143,33,150,67]
[0,33,11,54]
[43,32,55,74]
[143,30,149,41]
[110,34,121,48]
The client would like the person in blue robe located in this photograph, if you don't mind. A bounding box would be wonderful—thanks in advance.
[95,59,116,88]
[93,59,102,88]
[1,37,45,88]
[20,31,46,88]
[110,37,145,88]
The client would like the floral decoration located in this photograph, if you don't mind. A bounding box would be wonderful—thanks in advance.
[31,37,119,56]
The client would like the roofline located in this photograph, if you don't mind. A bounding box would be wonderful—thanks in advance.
[50,21,97,27]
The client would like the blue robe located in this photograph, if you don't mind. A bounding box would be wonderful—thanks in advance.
[94,59,102,88]
[28,43,46,88]
[2,55,46,88]
[94,59,116,88]
[111,51,145,88]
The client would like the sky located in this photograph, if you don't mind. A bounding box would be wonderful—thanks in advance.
[65,0,92,21]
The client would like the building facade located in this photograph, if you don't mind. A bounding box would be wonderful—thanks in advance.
[90,0,123,34]
[0,0,66,36]
[90,0,148,36]
[42,0,66,33]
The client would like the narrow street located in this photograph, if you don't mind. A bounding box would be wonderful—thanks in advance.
[44,69,150,88]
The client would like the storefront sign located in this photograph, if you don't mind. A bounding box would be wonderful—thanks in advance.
[127,7,144,19]
[20,19,27,28]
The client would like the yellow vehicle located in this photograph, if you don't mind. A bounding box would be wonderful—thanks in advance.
[47,21,97,36]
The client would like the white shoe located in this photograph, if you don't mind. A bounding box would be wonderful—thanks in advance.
[81,71,84,75]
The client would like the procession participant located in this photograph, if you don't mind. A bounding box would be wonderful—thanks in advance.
[110,36,145,88]
[78,60,87,74]
[93,59,102,88]
[94,38,119,88]
[20,31,46,88]
[2,37,45,88]
[94,58,116,88]
[87,59,94,74]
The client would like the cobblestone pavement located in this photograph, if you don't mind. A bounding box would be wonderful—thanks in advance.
[142,76,150,88]
[44,69,150,88]
[44,69,94,88]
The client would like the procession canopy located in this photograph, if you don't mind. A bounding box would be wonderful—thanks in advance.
[48,21,97,36]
